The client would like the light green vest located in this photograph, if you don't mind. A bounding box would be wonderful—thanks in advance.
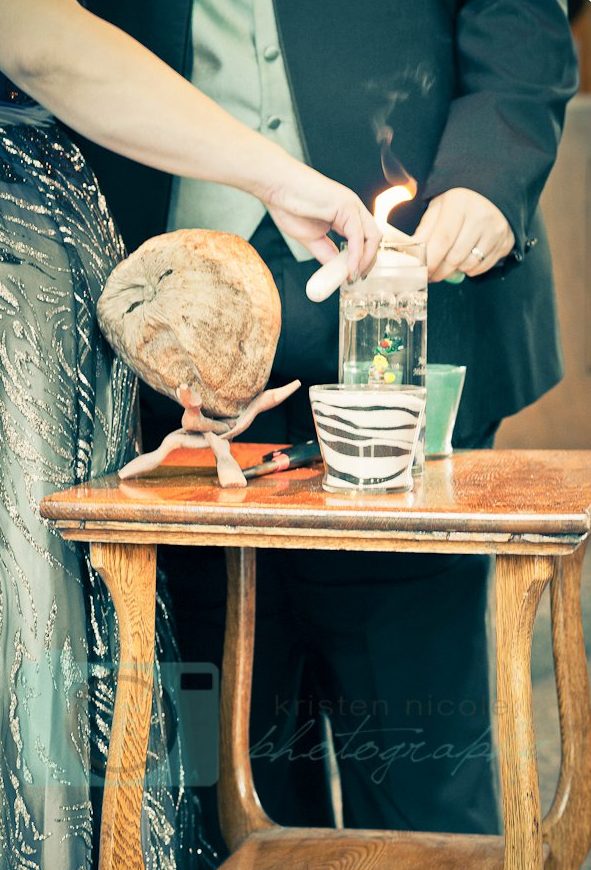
[168,0,312,262]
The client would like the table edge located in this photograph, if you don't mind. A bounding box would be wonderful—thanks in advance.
[47,518,587,555]
[39,497,591,537]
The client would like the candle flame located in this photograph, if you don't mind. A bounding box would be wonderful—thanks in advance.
[373,180,418,235]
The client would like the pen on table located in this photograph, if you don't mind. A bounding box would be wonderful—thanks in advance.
[242,440,322,480]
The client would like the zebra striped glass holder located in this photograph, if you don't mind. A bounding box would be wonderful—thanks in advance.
[309,384,426,493]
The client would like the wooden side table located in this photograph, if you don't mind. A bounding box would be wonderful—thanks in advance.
[40,447,591,870]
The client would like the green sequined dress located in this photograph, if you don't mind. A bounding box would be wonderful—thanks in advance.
[0,84,217,869]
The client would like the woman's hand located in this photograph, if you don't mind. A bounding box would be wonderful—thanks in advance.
[413,188,515,282]
[0,0,381,280]
[263,163,382,280]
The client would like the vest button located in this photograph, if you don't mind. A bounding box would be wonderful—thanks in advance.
[266,115,282,130]
[263,45,280,62]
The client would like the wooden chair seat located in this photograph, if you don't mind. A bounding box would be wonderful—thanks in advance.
[219,829,549,869]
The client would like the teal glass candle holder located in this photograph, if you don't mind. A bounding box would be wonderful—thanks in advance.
[425,364,466,458]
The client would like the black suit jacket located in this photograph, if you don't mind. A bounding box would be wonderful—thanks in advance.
[78,0,577,439]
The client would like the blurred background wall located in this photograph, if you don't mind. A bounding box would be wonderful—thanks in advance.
[496,0,591,448]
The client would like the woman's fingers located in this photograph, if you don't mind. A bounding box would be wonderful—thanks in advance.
[330,195,381,280]
[265,166,381,282]
[358,206,382,277]
[304,233,340,266]
[340,205,365,281]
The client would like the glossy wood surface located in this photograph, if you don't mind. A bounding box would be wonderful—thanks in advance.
[495,555,554,868]
[543,541,591,868]
[90,543,157,870]
[40,447,591,538]
[218,829,527,869]
[218,549,272,851]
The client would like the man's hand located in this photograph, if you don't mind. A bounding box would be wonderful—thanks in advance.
[412,188,515,282]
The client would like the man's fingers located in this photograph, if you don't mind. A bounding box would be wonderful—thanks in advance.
[412,198,442,247]
[429,219,481,282]
[411,189,515,281]
[463,238,506,277]
[473,228,515,276]
[460,226,514,277]
[416,199,465,278]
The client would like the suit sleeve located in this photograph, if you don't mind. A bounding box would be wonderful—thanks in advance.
[422,0,578,257]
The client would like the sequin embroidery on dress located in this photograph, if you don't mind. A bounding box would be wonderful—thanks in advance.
[0,77,218,869]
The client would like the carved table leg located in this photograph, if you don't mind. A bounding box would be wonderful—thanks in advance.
[543,541,591,868]
[496,554,554,870]
[218,547,273,853]
[90,542,157,870]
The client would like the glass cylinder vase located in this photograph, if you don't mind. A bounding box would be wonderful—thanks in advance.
[338,241,428,472]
